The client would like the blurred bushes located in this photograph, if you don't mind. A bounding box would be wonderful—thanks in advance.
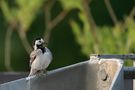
[71,17,135,55]
[0,0,135,71]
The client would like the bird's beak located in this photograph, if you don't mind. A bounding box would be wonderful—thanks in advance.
[43,42,47,46]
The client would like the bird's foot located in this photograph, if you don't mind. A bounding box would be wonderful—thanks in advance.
[43,69,48,75]
[36,73,43,77]
[37,70,47,77]
[26,75,35,81]
[26,77,30,81]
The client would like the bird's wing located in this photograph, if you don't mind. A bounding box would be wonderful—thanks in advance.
[29,49,42,66]
[45,47,53,60]
[29,51,36,66]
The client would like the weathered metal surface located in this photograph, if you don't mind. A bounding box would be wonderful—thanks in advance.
[0,61,88,90]
[0,58,124,90]
[90,54,135,60]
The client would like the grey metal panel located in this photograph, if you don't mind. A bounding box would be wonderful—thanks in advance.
[0,61,88,90]
[0,59,124,90]
[29,61,88,90]
[110,64,124,90]
[124,79,133,90]
[0,72,28,84]
[0,79,27,90]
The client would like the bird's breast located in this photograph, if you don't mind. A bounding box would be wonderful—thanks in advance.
[31,52,52,70]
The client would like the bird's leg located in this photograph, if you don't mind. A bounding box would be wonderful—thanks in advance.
[43,69,48,75]
[28,69,37,77]
[26,69,37,80]
[36,70,44,77]
[37,69,47,77]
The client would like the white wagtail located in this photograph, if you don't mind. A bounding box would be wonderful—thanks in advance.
[27,38,53,79]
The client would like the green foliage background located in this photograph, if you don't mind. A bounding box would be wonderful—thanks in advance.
[0,0,135,71]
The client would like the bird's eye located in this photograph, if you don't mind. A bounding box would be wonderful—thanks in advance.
[39,41,41,43]
[35,40,42,45]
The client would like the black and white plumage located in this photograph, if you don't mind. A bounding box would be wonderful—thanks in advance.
[28,38,52,77]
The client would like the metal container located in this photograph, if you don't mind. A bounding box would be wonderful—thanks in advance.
[0,57,124,90]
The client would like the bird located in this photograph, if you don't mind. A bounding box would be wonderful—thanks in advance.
[27,37,53,78]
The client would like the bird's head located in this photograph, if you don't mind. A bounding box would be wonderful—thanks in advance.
[33,38,46,50]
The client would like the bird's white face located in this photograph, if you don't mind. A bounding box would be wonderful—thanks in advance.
[34,38,45,50]
[35,40,42,45]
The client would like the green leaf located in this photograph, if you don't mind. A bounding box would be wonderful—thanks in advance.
[70,20,83,45]
[126,18,135,52]
[17,0,45,31]
[59,0,83,10]
[1,1,16,22]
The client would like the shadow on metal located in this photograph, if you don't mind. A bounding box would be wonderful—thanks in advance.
[0,57,123,90]
[0,72,28,84]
